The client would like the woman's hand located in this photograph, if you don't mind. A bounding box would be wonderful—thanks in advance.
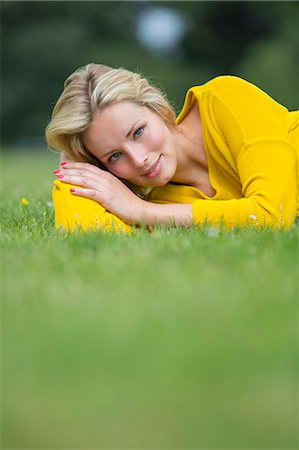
[54,161,146,224]
[54,161,193,227]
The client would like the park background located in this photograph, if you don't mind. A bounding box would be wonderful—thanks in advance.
[2,0,298,147]
[1,1,298,449]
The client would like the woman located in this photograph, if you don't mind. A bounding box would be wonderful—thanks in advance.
[46,63,298,232]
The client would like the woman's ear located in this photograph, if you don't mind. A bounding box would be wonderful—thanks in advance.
[60,152,71,163]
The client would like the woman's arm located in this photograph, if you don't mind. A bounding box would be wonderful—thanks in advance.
[54,161,193,226]
[186,76,297,229]
[136,201,193,226]
[191,140,297,229]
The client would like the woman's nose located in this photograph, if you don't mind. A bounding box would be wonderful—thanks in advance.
[130,149,148,168]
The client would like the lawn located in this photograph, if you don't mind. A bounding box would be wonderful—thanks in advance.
[1,149,298,449]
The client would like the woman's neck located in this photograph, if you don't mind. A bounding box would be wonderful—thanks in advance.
[172,102,208,187]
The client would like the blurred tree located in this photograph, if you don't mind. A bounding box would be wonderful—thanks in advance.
[1,1,141,145]
[178,1,281,71]
[234,1,299,110]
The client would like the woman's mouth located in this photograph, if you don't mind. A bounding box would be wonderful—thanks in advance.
[141,155,162,178]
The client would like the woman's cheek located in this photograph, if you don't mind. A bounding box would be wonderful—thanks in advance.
[147,126,164,151]
[109,166,127,179]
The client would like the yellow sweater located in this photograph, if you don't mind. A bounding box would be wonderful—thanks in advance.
[52,76,298,232]
[149,76,298,229]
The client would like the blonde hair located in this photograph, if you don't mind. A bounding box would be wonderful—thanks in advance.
[45,63,176,165]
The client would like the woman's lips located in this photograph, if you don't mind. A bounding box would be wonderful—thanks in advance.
[142,155,162,178]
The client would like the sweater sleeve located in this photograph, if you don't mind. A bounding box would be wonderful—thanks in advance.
[192,77,297,229]
[52,180,133,233]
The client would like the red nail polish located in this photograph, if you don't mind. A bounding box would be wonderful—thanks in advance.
[70,188,75,193]
[53,169,60,174]
[60,161,68,166]
[57,174,64,179]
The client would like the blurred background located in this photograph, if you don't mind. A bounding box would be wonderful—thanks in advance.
[1,0,298,149]
[2,3,298,448]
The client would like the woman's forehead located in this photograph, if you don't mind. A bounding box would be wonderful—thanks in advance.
[90,102,145,139]
[97,101,145,121]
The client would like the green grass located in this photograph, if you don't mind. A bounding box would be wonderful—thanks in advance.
[1,150,298,449]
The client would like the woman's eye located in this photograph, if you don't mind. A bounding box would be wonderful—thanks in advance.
[134,127,144,138]
[109,152,121,163]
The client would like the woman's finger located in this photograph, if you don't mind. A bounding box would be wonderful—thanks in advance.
[59,161,105,174]
[55,173,101,189]
[55,168,100,181]
[69,186,98,199]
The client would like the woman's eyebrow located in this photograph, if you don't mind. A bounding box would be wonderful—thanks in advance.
[126,121,138,138]
[100,120,140,159]
[102,149,116,159]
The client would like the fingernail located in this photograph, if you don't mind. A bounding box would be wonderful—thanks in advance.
[53,169,60,174]
[57,174,64,179]
[70,188,75,193]
[60,161,68,166]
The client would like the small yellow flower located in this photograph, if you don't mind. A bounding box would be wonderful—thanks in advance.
[21,197,29,205]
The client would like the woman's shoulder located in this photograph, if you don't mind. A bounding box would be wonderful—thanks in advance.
[178,76,252,124]
[194,75,258,97]
[187,76,262,109]
[191,75,287,117]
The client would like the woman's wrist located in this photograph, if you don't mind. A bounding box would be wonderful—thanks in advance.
[136,200,194,226]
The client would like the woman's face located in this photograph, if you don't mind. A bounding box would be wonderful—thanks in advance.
[82,101,178,186]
